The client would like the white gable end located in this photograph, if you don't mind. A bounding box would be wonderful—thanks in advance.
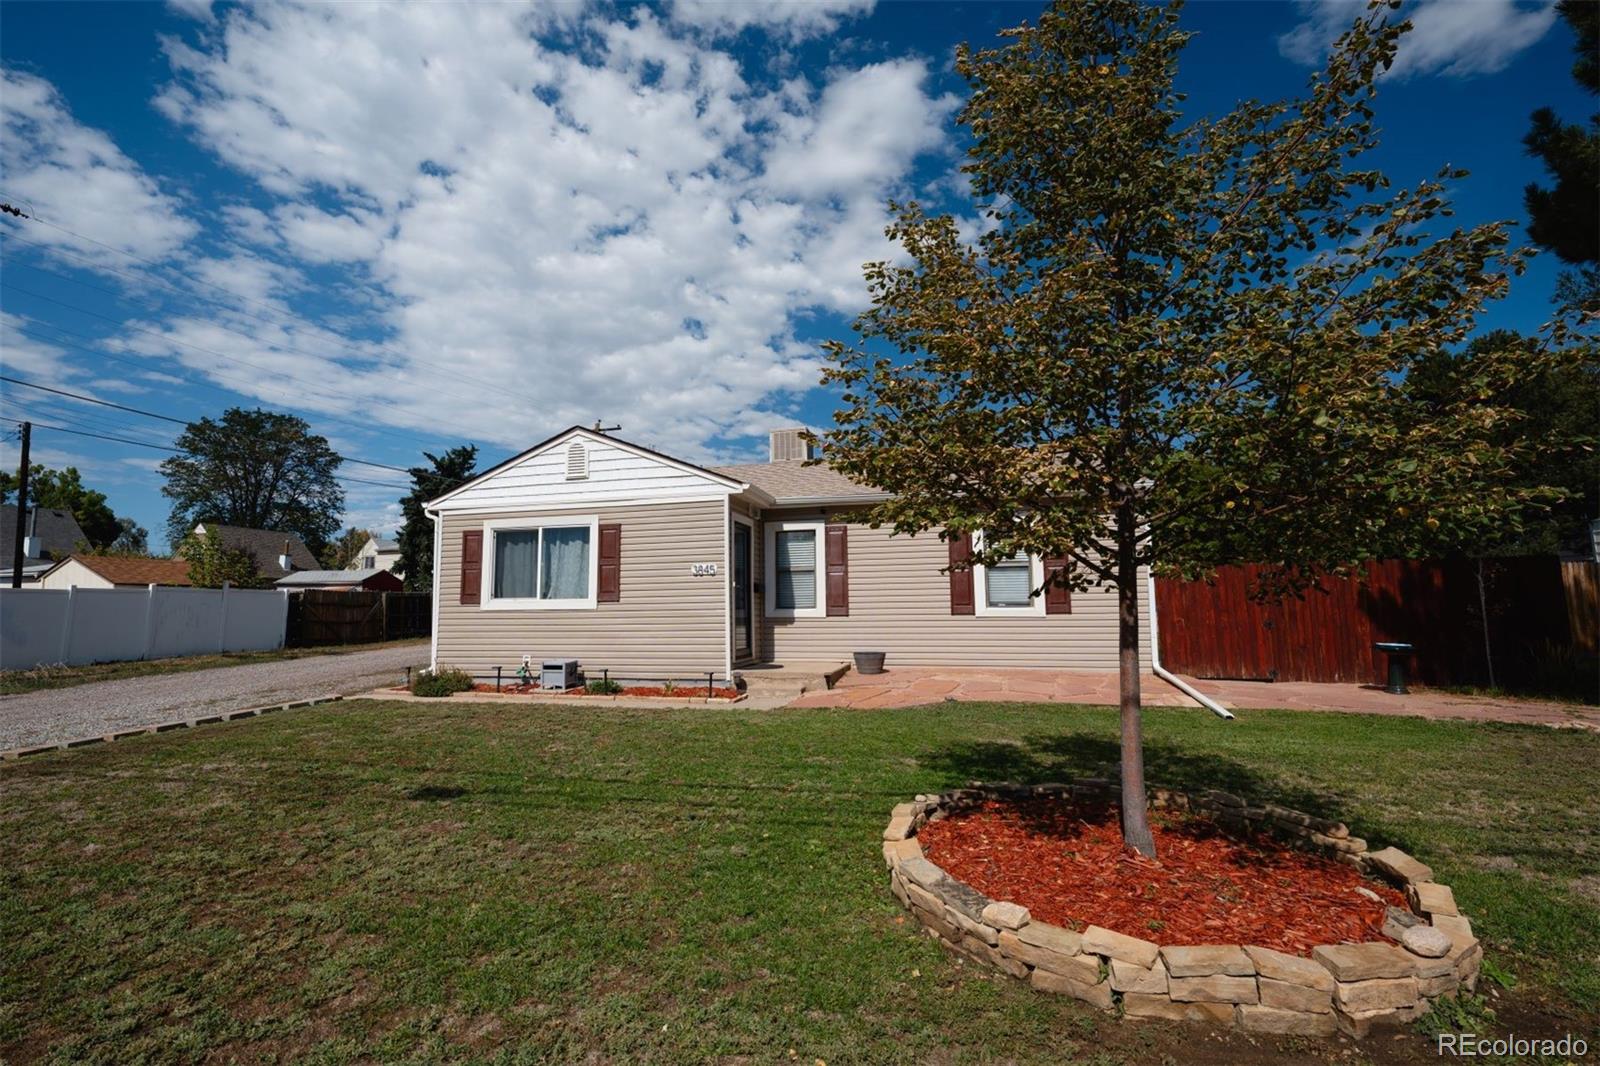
[433,433,739,511]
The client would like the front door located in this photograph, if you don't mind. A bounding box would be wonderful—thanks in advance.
[732,520,753,660]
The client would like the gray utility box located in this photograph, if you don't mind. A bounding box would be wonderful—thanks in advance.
[541,659,580,690]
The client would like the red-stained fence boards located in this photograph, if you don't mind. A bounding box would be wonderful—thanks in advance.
[1154,557,1587,688]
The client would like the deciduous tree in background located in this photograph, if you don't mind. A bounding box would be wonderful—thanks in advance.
[820,1,1579,856]
[321,527,377,570]
[160,408,344,557]
[395,446,478,592]
[2,464,123,549]
[179,527,267,589]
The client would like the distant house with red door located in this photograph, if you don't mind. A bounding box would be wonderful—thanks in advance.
[420,426,1150,683]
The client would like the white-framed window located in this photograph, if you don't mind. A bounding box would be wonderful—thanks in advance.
[973,532,1045,617]
[481,515,598,610]
[765,519,825,619]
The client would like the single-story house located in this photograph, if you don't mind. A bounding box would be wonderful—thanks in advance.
[351,534,401,573]
[190,523,318,580]
[1,505,89,585]
[275,568,404,592]
[423,426,1152,682]
[37,554,193,590]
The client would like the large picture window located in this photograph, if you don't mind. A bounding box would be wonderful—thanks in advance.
[765,520,824,618]
[482,517,597,609]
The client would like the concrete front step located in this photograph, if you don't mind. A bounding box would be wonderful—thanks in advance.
[736,661,850,698]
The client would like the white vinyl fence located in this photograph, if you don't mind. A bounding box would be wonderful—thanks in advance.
[0,584,290,671]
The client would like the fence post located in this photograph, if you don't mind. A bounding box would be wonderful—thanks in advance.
[58,585,76,664]
[142,583,157,660]
[218,580,230,653]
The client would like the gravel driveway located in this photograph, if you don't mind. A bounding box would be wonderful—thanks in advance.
[0,643,427,751]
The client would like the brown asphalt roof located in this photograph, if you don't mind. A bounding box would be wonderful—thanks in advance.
[711,460,888,503]
[194,524,318,576]
[58,555,193,586]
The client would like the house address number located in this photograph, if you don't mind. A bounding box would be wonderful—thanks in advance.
[691,562,719,577]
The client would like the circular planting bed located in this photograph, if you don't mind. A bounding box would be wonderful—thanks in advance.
[883,780,1481,1039]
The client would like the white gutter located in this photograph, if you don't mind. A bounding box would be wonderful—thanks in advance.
[1147,570,1234,720]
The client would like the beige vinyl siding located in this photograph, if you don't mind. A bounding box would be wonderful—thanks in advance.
[758,506,1152,670]
[437,499,726,679]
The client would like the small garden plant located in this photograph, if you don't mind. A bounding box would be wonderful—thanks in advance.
[585,677,623,695]
[411,667,473,698]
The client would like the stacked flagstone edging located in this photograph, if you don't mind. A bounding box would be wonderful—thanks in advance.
[883,781,1482,1039]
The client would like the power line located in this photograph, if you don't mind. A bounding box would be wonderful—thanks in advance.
[0,374,412,475]
[0,413,411,490]
[0,278,485,432]
[4,315,454,453]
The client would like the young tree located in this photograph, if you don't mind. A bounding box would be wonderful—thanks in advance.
[321,527,376,570]
[179,527,267,589]
[820,1,1572,856]
[160,408,344,556]
[108,518,150,556]
[394,446,478,592]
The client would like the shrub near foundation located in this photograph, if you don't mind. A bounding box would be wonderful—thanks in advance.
[412,667,474,698]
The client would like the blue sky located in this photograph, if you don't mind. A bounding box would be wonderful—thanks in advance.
[0,0,1587,547]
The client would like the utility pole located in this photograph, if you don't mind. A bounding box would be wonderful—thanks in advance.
[10,421,30,589]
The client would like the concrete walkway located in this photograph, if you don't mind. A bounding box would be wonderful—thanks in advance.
[785,665,1599,729]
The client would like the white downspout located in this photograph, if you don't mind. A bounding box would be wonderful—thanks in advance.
[426,507,442,673]
[1148,570,1234,720]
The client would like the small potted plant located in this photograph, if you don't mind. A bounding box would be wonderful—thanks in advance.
[853,650,886,675]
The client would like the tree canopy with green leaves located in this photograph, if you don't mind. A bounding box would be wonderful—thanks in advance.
[819,0,1584,856]
[179,527,268,589]
[321,527,377,570]
[394,446,478,592]
[1,464,122,550]
[160,408,344,556]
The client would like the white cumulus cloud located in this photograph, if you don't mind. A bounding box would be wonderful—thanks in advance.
[1279,0,1558,79]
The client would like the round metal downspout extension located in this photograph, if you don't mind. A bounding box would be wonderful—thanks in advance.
[1147,571,1235,721]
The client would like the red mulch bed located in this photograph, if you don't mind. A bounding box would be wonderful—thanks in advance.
[916,796,1406,956]
[468,683,740,699]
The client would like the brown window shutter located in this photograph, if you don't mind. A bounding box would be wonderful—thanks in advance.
[1044,556,1072,614]
[824,523,849,616]
[597,523,621,602]
[948,532,974,615]
[460,529,482,605]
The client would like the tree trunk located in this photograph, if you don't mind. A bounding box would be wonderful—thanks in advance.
[1116,504,1156,858]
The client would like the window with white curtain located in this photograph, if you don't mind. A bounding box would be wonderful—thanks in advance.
[766,520,824,618]
[482,517,597,609]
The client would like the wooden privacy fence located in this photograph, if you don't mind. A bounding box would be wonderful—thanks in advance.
[286,590,431,646]
[1154,557,1598,689]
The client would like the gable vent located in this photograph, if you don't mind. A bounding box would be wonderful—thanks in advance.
[565,440,590,480]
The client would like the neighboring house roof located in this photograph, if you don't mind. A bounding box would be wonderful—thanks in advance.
[0,504,88,560]
[193,524,318,576]
[711,461,889,505]
[42,554,194,586]
[367,537,399,553]
[274,569,398,588]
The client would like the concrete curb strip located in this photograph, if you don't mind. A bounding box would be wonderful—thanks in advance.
[1,695,345,761]
[882,780,1477,1038]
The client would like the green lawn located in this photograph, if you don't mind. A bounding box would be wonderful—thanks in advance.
[3,700,1596,1064]
[0,638,428,695]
